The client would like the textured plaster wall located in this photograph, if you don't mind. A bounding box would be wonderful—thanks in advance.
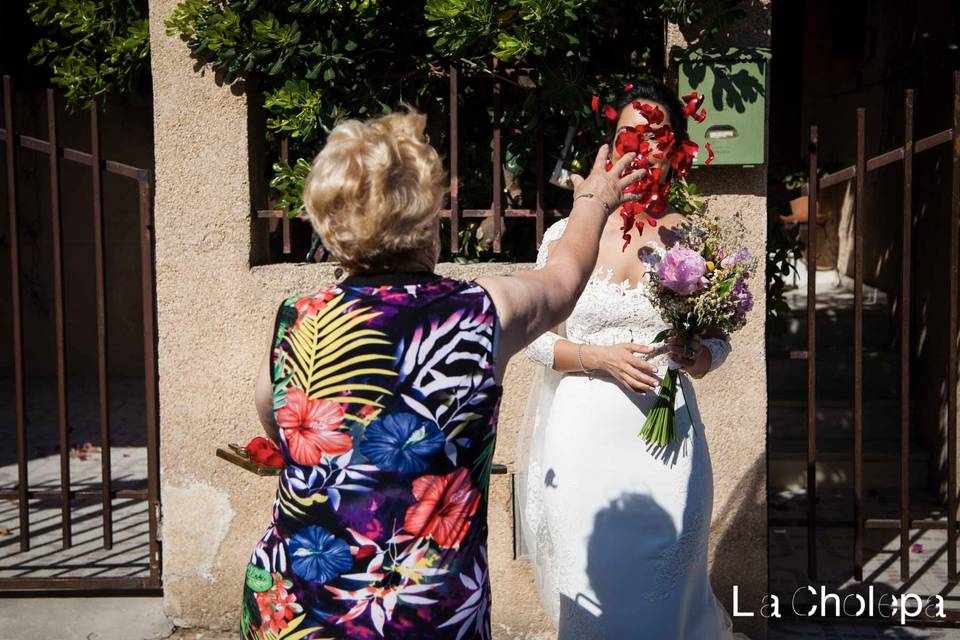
[666,4,770,638]
[149,1,766,636]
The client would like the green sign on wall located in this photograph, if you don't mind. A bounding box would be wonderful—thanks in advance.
[676,48,770,167]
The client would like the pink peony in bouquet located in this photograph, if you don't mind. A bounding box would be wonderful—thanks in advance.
[640,214,756,447]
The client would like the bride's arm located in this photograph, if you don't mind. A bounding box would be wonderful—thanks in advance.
[523,225,659,393]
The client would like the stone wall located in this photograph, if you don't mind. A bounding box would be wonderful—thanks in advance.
[149,1,768,637]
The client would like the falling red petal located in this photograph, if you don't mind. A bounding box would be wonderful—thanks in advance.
[705,143,714,165]
[603,104,618,121]
[636,103,665,125]
[624,83,634,92]
[591,95,600,113]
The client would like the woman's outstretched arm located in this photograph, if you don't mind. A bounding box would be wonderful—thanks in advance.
[477,145,643,374]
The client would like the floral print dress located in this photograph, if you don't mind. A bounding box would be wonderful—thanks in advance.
[242,272,502,640]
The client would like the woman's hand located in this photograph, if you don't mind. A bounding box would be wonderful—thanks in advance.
[582,343,661,393]
[569,145,645,216]
[666,335,711,379]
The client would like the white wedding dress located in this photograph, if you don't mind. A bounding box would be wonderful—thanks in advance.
[518,218,747,640]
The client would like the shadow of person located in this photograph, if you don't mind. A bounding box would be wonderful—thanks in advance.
[557,494,678,640]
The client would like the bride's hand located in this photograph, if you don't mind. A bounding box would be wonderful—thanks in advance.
[582,343,660,393]
[569,145,645,215]
[666,335,710,379]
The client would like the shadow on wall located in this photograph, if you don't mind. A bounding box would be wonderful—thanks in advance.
[711,454,767,639]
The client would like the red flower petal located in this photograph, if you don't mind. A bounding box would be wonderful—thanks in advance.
[635,102,665,125]
[705,142,715,165]
[603,104,618,121]
[681,91,705,118]
[590,95,600,113]
[692,108,707,123]
[624,83,634,92]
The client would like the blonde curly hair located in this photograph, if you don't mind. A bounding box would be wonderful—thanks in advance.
[302,108,446,272]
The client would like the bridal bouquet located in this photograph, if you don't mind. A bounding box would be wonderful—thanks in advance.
[640,214,756,446]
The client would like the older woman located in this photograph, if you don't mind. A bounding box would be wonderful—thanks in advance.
[240,108,642,640]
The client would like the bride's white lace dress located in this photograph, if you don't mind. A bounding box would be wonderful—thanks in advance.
[519,218,746,640]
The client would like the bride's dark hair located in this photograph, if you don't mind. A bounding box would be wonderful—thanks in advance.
[607,78,690,158]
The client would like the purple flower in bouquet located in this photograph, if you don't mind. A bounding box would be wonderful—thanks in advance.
[733,279,753,314]
[657,246,706,295]
[720,247,752,269]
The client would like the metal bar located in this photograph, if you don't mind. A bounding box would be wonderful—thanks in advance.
[535,127,545,247]
[280,139,291,255]
[854,107,865,582]
[900,89,914,581]
[16,134,142,178]
[90,100,113,550]
[949,70,960,583]
[771,517,960,530]
[138,170,161,586]
[806,124,818,581]
[0,489,149,501]
[491,59,503,253]
[4,75,29,552]
[915,128,952,153]
[449,64,460,254]
[0,578,159,592]
[47,89,71,549]
[866,147,904,172]
[819,166,856,190]
[438,208,568,219]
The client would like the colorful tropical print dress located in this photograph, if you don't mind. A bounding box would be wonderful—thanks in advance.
[241,272,502,640]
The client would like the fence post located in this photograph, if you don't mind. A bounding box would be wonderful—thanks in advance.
[899,89,913,582]
[449,64,460,254]
[47,89,72,549]
[853,107,866,582]
[491,59,503,253]
[3,75,29,553]
[90,99,113,550]
[806,124,818,581]
[948,69,959,582]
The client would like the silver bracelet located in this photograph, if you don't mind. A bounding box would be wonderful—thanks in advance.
[577,343,594,377]
[574,192,610,215]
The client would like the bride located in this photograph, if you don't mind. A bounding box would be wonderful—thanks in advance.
[518,79,746,639]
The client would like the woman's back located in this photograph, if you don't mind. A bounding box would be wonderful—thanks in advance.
[242,272,501,640]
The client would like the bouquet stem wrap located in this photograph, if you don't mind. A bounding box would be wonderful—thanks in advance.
[640,367,679,447]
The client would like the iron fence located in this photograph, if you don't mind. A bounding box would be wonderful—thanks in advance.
[257,63,571,262]
[0,75,161,592]
[770,70,960,622]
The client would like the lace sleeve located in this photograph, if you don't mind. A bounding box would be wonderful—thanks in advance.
[703,337,731,373]
[525,219,570,369]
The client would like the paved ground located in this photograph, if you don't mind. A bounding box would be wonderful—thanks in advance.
[0,597,172,640]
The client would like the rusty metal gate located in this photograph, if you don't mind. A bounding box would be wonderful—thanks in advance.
[770,70,960,622]
[0,75,160,592]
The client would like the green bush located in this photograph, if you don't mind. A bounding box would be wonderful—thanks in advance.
[27,0,150,111]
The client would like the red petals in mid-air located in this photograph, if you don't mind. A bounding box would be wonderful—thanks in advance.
[634,101,664,125]
[624,83,634,92]
[612,85,714,251]
[591,95,600,113]
[681,91,707,123]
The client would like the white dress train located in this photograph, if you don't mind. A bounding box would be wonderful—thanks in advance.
[517,218,747,640]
